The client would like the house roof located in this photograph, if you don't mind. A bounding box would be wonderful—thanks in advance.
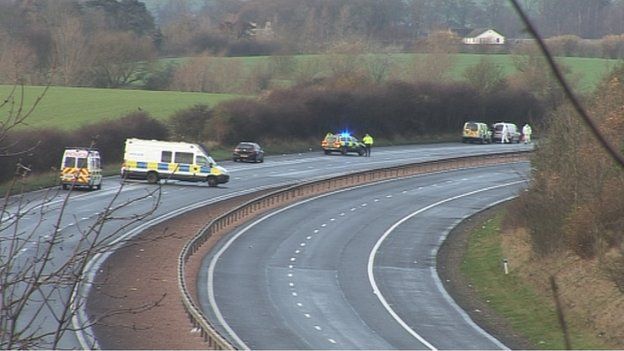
[466,28,504,38]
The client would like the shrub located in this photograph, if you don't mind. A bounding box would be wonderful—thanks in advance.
[208,79,543,144]
[545,35,582,57]
[143,63,177,91]
[169,104,212,143]
[0,129,68,182]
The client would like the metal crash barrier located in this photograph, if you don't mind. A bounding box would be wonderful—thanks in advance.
[177,150,531,349]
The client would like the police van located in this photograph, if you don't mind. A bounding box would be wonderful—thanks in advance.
[462,121,492,144]
[60,147,102,190]
[121,138,229,187]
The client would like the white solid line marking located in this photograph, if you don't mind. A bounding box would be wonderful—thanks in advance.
[368,181,525,351]
[204,176,525,351]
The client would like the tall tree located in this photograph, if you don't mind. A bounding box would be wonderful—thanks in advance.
[85,0,156,36]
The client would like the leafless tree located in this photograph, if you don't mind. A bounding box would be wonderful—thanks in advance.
[170,55,244,93]
[0,85,165,349]
[87,31,156,88]
[47,4,91,86]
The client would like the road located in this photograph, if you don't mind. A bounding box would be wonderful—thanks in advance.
[0,142,530,349]
[199,163,529,349]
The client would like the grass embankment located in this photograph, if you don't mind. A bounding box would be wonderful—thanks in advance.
[0,85,239,131]
[462,211,618,349]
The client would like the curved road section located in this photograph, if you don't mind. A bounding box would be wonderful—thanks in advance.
[1,143,528,349]
[199,163,529,349]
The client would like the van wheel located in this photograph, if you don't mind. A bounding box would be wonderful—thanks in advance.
[324,150,331,155]
[341,147,347,155]
[62,184,68,190]
[96,184,101,190]
[146,172,159,184]
[207,177,217,187]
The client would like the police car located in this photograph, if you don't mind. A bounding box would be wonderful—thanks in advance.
[321,132,366,156]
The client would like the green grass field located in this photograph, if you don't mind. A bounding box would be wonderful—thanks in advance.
[0,85,239,131]
[164,53,617,93]
[461,212,611,349]
[2,53,617,132]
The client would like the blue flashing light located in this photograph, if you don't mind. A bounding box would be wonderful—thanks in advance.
[340,131,351,138]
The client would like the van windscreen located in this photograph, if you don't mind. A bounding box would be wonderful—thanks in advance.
[77,158,87,168]
[64,157,76,168]
[466,123,478,131]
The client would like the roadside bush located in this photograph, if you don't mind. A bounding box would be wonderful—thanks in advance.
[76,112,168,164]
[0,129,68,183]
[208,79,543,145]
[169,104,212,143]
[512,66,624,265]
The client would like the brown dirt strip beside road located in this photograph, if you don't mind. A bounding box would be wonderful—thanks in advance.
[87,192,267,350]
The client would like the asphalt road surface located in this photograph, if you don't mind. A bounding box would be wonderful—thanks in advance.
[199,163,529,349]
[0,142,530,349]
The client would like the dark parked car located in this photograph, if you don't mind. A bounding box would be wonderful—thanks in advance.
[232,142,264,163]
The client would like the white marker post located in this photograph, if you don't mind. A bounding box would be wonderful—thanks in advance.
[503,258,509,275]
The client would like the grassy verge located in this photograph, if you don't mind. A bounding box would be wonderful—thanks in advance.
[462,212,611,349]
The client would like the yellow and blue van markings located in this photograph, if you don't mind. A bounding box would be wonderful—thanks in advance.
[126,160,214,175]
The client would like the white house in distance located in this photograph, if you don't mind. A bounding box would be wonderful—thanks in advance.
[462,29,505,45]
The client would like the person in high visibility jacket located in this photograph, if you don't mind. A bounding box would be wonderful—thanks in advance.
[362,133,374,157]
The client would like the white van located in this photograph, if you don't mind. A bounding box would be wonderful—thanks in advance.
[60,148,102,190]
[492,122,521,143]
[121,138,229,187]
